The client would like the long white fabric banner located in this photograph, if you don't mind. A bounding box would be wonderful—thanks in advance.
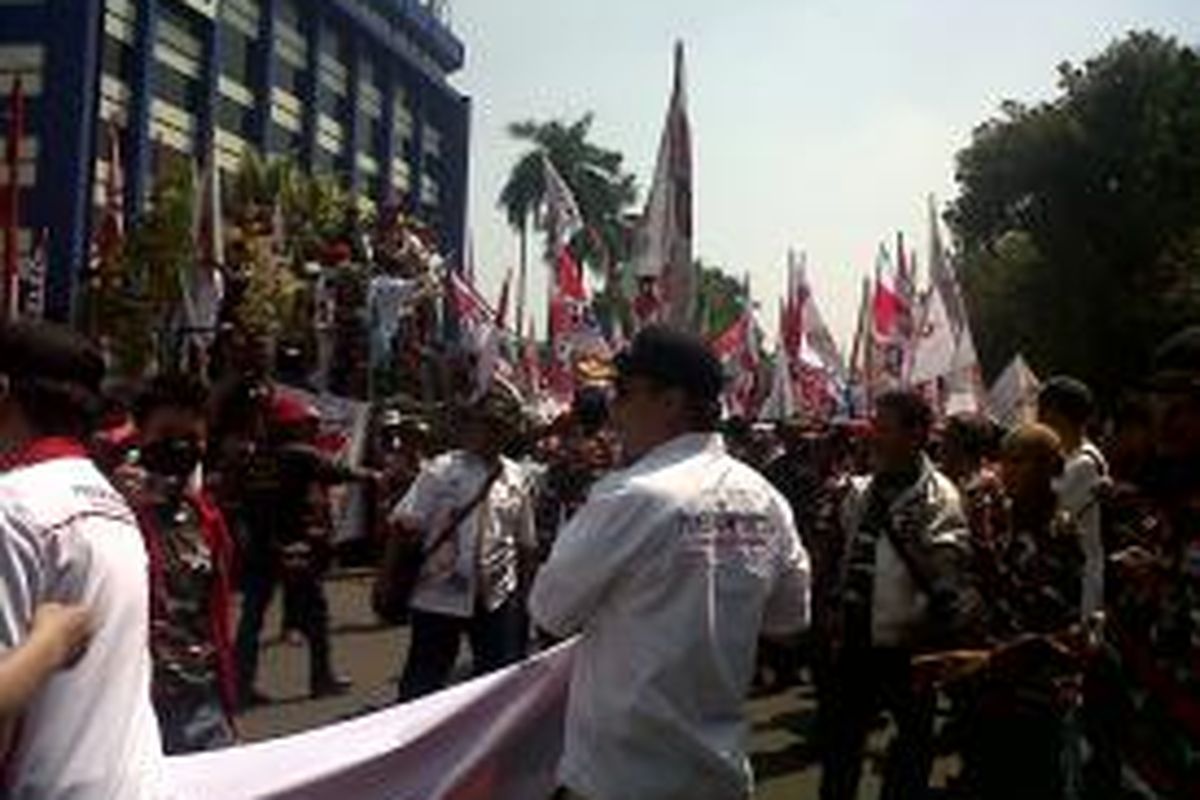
[167,642,576,799]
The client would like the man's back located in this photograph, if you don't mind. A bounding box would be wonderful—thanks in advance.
[531,433,810,800]
[0,447,164,799]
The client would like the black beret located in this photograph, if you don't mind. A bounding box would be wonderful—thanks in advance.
[615,325,724,403]
[0,322,105,395]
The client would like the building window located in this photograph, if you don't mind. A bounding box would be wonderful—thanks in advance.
[423,124,442,162]
[151,4,203,155]
[393,89,413,157]
[268,122,302,158]
[219,23,254,87]
[216,95,253,139]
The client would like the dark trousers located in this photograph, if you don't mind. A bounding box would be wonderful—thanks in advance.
[819,647,935,800]
[397,596,527,702]
[235,566,334,696]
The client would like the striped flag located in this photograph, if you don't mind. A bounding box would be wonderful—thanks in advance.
[633,41,694,330]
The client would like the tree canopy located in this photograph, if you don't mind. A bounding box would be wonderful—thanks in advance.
[949,31,1200,402]
[497,114,638,276]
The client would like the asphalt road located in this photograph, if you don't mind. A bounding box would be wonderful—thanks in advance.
[241,572,896,799]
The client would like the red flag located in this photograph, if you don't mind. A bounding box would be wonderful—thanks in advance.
[873,275,903,339]
[3,77,24,321]
[711,310,759,418]
[447,268,497,330]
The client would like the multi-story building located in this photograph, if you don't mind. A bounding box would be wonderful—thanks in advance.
[0,0,469,320]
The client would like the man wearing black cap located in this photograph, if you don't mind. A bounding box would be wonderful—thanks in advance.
[0,322,165,798]
[530,326,811,800]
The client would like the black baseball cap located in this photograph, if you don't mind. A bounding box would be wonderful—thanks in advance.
[0,322,105,395]
[615,325,725,403]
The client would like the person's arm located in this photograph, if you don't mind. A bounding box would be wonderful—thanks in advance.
[0,517,44,748]
[0,604,91,720]
[529,488,663,638]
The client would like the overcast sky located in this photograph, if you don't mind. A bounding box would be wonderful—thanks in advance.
[448,0,1200,349]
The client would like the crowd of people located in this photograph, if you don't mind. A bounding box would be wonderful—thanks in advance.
[0,318,1198,800]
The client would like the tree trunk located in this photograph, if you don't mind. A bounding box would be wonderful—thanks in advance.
[516,217,528,341]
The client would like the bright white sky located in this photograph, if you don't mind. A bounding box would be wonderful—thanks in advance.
[448,0,1199,350]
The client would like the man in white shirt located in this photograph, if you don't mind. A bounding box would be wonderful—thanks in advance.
[388,379,537,700]
[1038,375,1108,618]
[0,322,166,799]
[530,326,811,800]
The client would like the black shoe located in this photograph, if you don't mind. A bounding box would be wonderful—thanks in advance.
[310,674,353,699]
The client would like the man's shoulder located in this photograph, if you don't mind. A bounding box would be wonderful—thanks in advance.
[0,457,135,531]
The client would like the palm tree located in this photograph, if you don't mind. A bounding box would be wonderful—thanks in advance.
[498,114,637,333]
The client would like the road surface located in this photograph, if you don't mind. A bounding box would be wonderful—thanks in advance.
[242,572,901,799]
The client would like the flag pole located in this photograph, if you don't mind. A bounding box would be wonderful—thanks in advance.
[3,76,24,323]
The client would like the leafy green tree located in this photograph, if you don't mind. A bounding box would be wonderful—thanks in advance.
[695,261,749,337]
[949,31,1200,400]
[104,153,196,376]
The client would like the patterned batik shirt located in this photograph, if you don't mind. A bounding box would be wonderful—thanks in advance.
[150,501,220,702]
[974,508,1084,718]
[1102,495,1200,796]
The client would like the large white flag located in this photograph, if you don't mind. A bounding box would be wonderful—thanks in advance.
[633,41,695,330]
[988,353,1040,427]
[168,642,577,800]
[760,331,797,422]
[542,152,583,254]
[907,284,956,386]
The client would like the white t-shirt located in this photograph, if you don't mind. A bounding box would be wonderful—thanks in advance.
[391,451,536,618]
[1057,440,1108,618]
[0,443,166,800]
[530,433,811,800]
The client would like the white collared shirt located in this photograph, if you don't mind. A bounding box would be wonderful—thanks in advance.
[1056,440,1108,618]
[391,450,536,618]
[530,433,811,800]
[0,456,166,800]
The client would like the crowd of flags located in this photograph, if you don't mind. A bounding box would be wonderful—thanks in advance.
[2,42,1004,426]
[448,40,995,427]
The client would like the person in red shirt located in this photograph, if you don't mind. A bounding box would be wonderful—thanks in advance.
[122,374,238,754]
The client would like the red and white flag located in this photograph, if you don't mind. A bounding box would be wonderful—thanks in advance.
[633,42,694,330]
[91,122,126,275]
[448,269,513,398]
[711,309,759,419]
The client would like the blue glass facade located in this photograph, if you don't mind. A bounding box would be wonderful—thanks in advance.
[0,0,470,321]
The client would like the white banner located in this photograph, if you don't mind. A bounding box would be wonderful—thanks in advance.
[167,642,576,799]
